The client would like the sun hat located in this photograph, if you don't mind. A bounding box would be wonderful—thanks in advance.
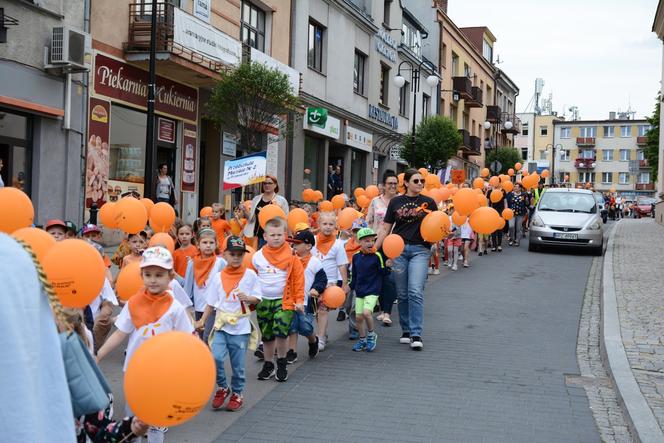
[140,246,173,270]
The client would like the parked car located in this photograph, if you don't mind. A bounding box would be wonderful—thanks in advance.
[529,188,603,256]
[634,197,656,218]
[594,192,608,223]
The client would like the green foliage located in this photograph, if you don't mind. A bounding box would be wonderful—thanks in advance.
[401,116,461,168]
[485,147,522,175]
[207,62,300,152]
[645,96,659,181]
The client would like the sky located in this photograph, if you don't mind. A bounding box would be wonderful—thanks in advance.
[448,0,661,120]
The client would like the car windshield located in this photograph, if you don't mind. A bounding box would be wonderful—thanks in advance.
[538,192,597,213]
[638,197,656,205]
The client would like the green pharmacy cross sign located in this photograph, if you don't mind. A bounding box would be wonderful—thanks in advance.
[307,107,328,127]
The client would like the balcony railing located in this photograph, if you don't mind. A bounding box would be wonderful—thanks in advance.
[125,2,230,74]
[576,137,596,146]
[575,158,596,168]
[500,112,521,134]
[464,86,483,108]
[640,159,649,168]
[469,135,481,154]
[486,105,501,123]
[636,183,655,190]
[452,77,472,100]
[637,136,648,145]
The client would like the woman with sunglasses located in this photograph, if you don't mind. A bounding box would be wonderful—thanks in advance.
[374,168,436,350]
[242,175,289,249]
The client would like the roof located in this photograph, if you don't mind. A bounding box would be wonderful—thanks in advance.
[553,119,649,125]
[402,6,429,35]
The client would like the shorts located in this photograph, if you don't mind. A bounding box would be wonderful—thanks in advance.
[355,295,379,316]
[256,298,294,342]
[289,310,315,337]
[447,238,462,248]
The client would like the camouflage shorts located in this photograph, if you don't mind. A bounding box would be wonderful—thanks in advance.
[256,298,294,342]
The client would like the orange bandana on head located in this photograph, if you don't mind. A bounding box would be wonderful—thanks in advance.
[128,289,173,329]
[261,243,293,270]
[221,264,246,299]
[194,254,216,287]
[315,231,337,256]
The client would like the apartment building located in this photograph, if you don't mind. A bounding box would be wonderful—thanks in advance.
[516,113,564,171]
[553,117,655,197]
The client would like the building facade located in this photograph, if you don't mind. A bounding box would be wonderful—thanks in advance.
[0,0,88,224]
[653,0,664,198]
[516,112,564,172]
[552,117,655,197]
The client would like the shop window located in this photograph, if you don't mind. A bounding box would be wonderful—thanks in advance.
[350,149,366,191]
[304,136,323,191]
[108,105,147,198]
[0,109,32,195]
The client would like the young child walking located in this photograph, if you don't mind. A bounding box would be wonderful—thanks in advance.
[96,246,193,443]
[210,203,231,246]
[173,224,196,280]
[195,236,261,412]
[446,210,462,272]
[45,219,68,242]
[286,228,327,362]
[349,228,390,352]
[120,231,147,269]
[252,217,304,382]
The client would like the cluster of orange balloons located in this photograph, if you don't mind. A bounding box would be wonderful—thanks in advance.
[99,196,176,235]
[302,188,324,203]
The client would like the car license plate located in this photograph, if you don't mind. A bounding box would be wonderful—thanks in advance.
[553,232,578,240]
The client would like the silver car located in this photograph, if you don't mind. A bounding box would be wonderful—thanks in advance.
[528,188,604,255]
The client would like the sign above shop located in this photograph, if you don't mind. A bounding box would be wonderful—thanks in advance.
[158,118,176,143]
[345,125,373,153]
[250,48,300,96]
[307,107,327,127]
[173,7,242,67]
[304,108,340,140]
[368,104,398,130]
[193,0,211,23]
[375,29,398,63]
[222,132,237,157]
[94,53,198,122]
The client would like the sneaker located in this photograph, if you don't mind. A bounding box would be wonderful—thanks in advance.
[410,336,423,351]
[491,247,496,252]
[275,358,288,382]
[366,332,378,352]
[463,261,469,268]
[399,332,411,344]
[286,349,298,364]
[336,310,347,321]
[308,337,319,359]
[478,251,483,256]
[254,343,264,360]
[433,268,440,275]
[452,263,458,271]
[318,336,326,352]
[257,361,275,380]
[447,261,453,268]
[427,267,433,275]
[348,330,359,340]
[497,246,502,252]
[211,387,230,410]
[353,338,367,352]
[226,393,243,412]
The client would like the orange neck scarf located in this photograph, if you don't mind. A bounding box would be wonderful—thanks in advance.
[194,254,216,287]
[261,242,293,271]
[316,231,337,256]
[221,264,246,299]
[345,237,361,262]
[128,289,173,329]
[298,253,312,270]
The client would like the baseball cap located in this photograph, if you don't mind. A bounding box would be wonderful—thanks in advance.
[45,219,67,230]
[293,222,310,233]
[82,223,101,235]
[225,236,248,253]
[351,218,368,231]
[140,246,173,270]
[288,229,315,246]
[65,221,77,235]
[357,227,377,240]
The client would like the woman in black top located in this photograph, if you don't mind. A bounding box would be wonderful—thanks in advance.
[375,168,436,351]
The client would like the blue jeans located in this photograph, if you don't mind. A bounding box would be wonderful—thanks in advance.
[379,271,397,315]
[392,243,430,337]
[211,330,250,394]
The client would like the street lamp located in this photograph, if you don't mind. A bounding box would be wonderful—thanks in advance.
[483,119,513,173]
[545,143,563,185]
[394,59,440,165]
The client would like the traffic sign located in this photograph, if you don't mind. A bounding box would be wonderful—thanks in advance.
[490,160,502,172]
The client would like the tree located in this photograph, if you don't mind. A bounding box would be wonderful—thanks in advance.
[485,147,522,175]
[645,95,659,181]
[207,62,300,152]
[401,116,461,169]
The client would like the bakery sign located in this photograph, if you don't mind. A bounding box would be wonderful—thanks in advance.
[93,53,198,123]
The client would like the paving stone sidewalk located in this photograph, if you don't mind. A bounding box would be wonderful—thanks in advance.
[613,219,664,431]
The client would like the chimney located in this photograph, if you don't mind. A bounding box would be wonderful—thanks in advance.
[609,111,616,120]
[434,0,449,13]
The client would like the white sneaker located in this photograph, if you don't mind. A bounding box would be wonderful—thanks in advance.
[410,337,423,350]
[433,269,440,275]
[318,336,326,352]
[399,333,411,344]
[427,268,433,275]
[452,263,458,271]
[447,261,453,268]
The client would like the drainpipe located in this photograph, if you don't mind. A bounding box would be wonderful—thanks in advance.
[285,0,296,200]
[79,0,91,225]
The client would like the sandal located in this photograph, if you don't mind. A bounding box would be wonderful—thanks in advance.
[382,316,392,326]
[376,313,385,322]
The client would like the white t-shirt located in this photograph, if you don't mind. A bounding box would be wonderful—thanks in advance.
[303,255,323,307]
[205,269,262,335]
[460,221,473,239]
[89,278,119,320]
[169,279,193,308]
[252,250,288,300]
[191,257,226,312]
[115,297,193,371]
[312,238,348,284]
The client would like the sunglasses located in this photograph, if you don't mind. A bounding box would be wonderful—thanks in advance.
[410,179,424,184]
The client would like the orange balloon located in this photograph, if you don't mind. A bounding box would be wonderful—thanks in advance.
[312,190,323,202]
[398,173,405,185]
[429,188,444,204]
[258,204,286,229]
[331,194,346,210]
[515,162,522,171]
[0,187,34,233]
[353,187,366,199]
[115,197,148,234]
[502,180,514,193]
[541,169,550,178]
[480,168,490,178]
[472,177,485,189]
[419,211,451,242]
[499,174,510,182]
[338,207,359,230]
[357,195,370,209]
[99,202,118,229]
[490,189,504,203]
[418,168,429,177]
[469,207,502,235]
[446,183,456,189]
[115,261,143,301]
[322,285,346,309]
[502,208,514,220]
[149,232,175,254]
[200,206,213,218]
[140,198,155,217]
[477,194,488,207]
[12,227,56,263]
[150,202,176,233]
[229,219,242,236]
[451,211,467,226]
[382,234,405,258]
[124,331,215,427]
[42,239,106,308]
[425,174,440,189]
[287,208,309,233]
[439,188,452,201]
[452,188,480,216]
[508,168,515,176]
[365,185,380,199]
[319,200,334,212]
[489,176,500,188]
[450,187,459,195]
[497,217,506,229]
[302,188,315,202]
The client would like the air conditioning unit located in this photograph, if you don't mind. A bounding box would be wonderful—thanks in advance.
[50,26,91,70]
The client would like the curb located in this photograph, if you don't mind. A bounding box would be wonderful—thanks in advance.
[600,222,664,443]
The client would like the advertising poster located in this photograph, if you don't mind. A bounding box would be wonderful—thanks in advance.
[182,123,197,192]
[222,151,267,190]
[85,98,111,208]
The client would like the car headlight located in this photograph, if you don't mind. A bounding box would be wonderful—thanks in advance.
[531,214,545,227]
[587,220,601,230]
